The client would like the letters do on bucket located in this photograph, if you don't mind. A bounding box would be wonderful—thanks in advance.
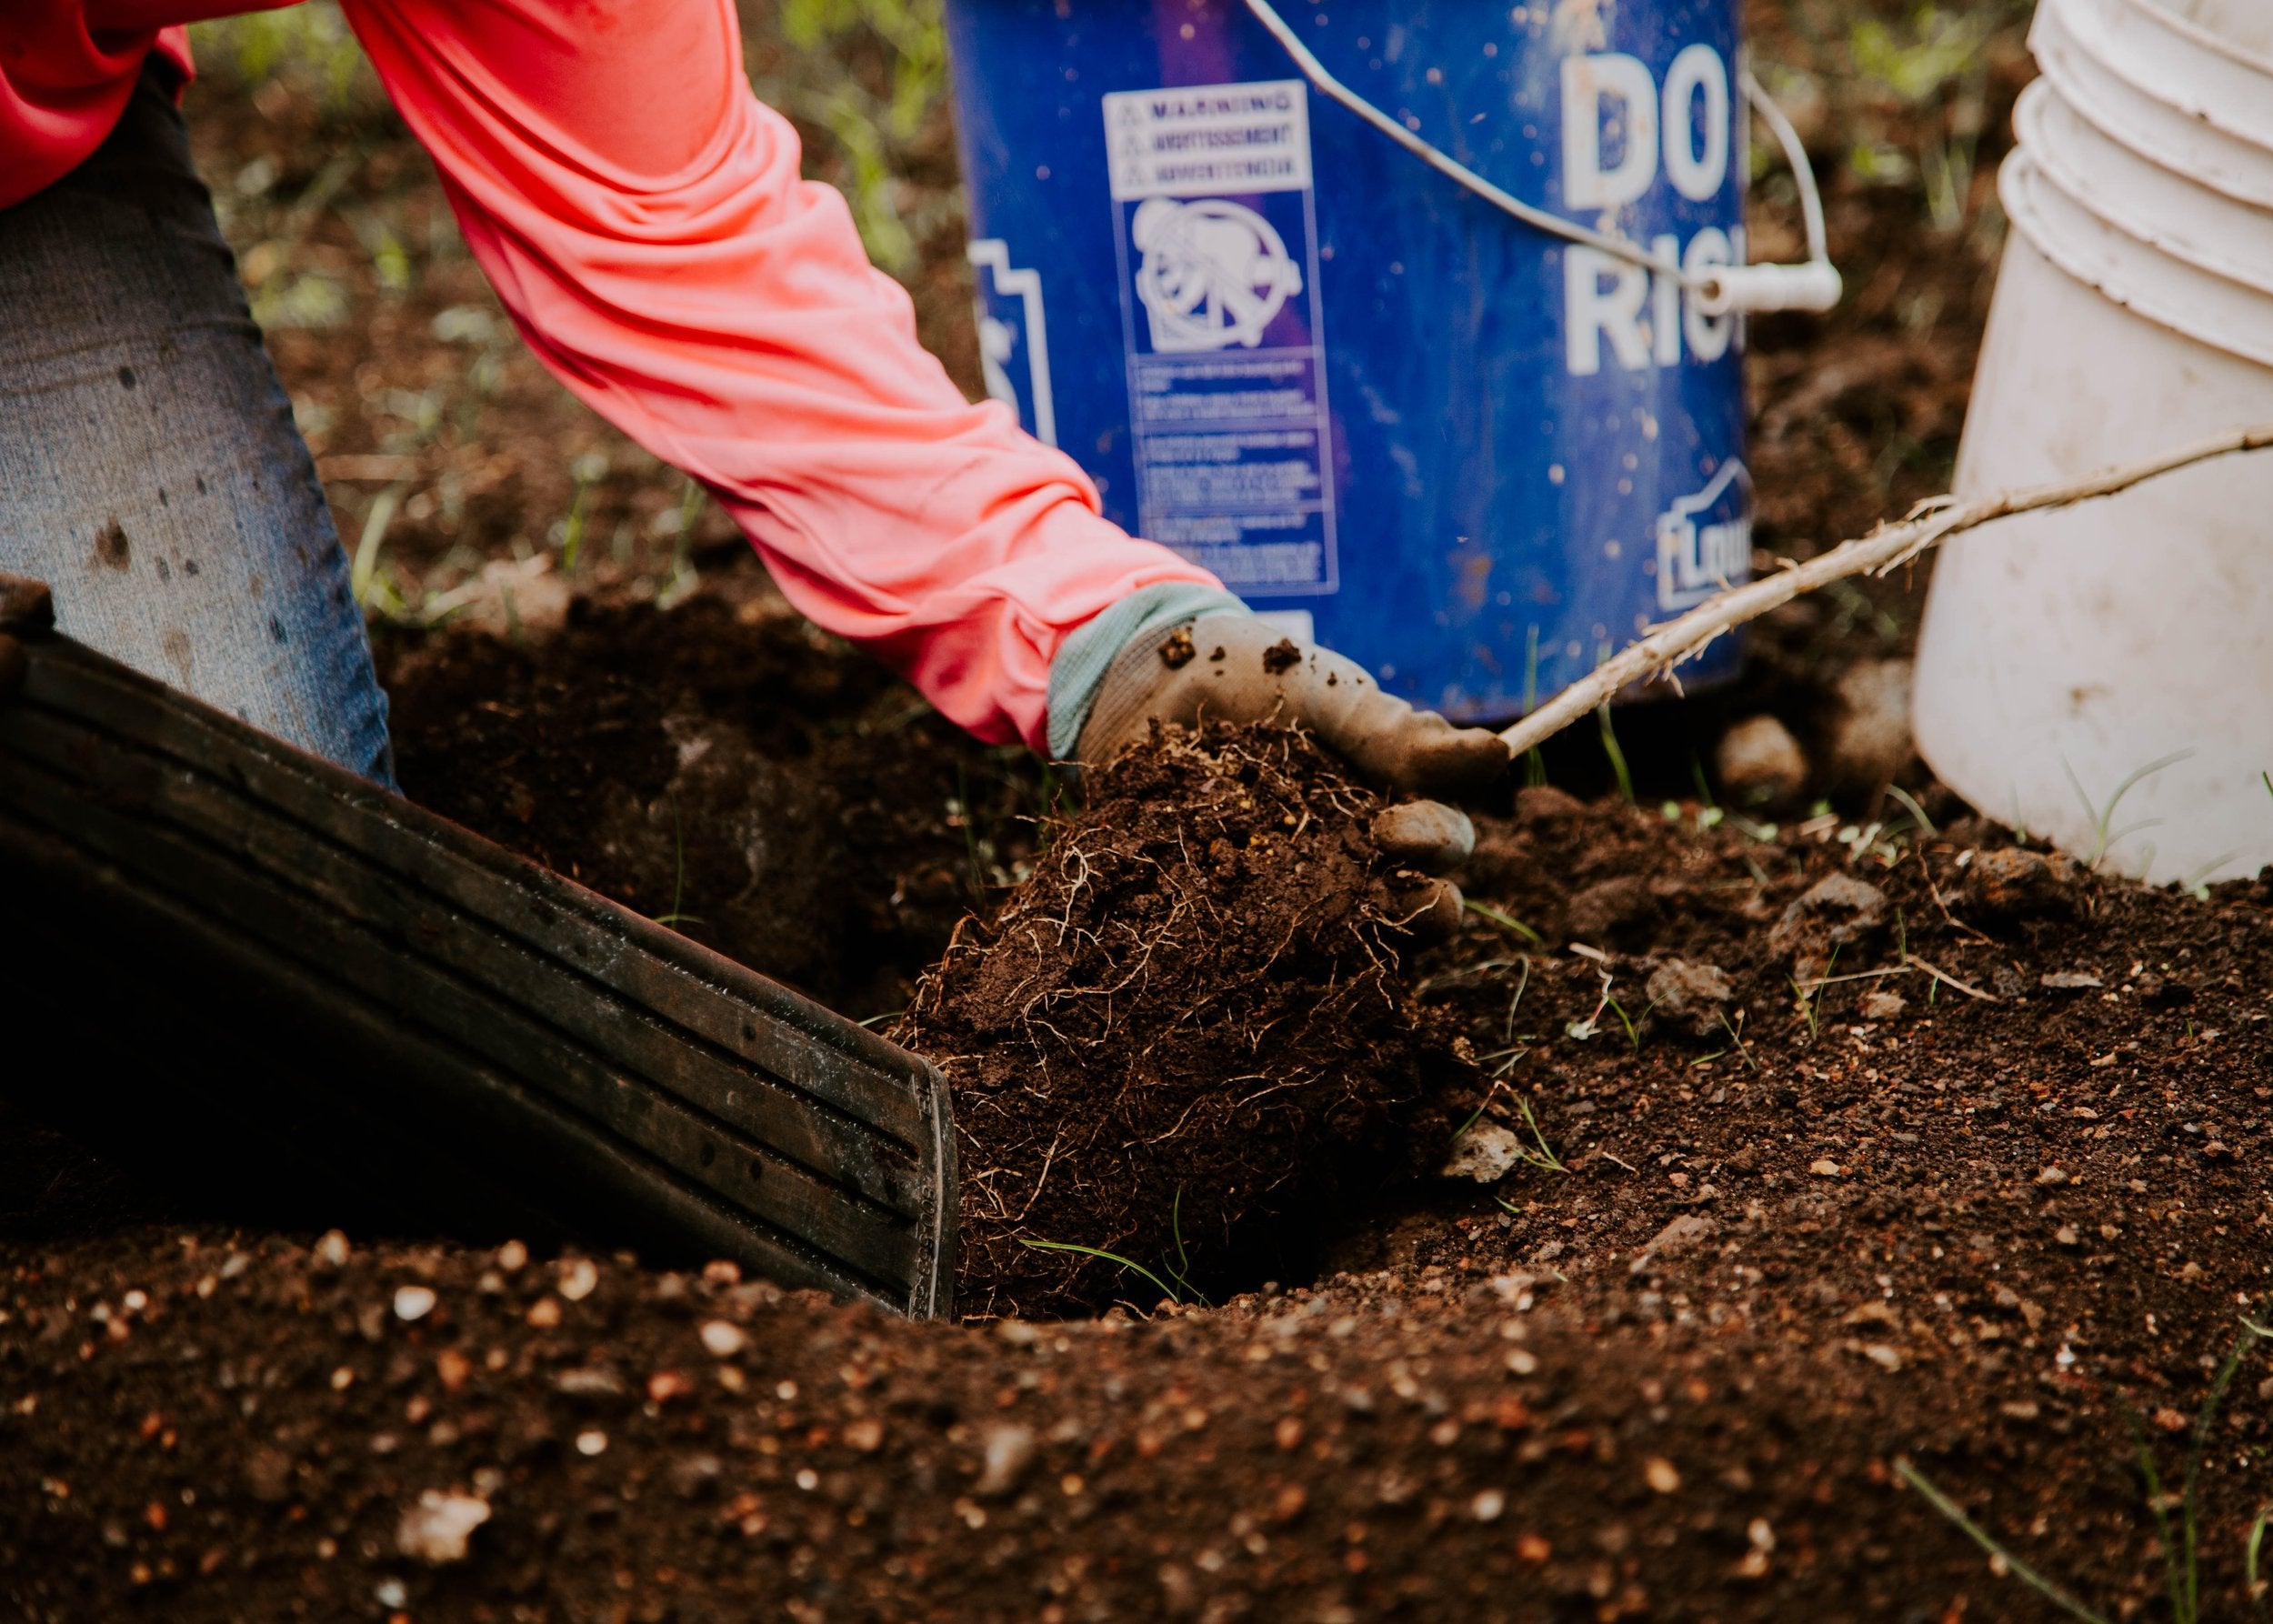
[946,1,1756,723]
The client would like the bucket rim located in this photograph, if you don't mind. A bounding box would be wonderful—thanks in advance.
[2015,78,2273,304]
[2000,148,2273,371]
[2040,0,2273,157]
[2031,0,2273,212]
[2130,0,2273,84]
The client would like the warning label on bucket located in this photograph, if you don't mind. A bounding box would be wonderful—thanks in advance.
[1103,81,1337,596]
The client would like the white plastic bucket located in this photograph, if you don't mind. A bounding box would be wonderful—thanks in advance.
[1911,0,2273,886]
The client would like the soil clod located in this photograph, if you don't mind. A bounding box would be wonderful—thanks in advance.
[896,723,1427,1318]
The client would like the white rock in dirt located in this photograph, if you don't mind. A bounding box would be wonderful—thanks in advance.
[974,1422,1037,1498]
[396,1490,491,1565]
[698,1319,747,1358]
[557,1258,599,1301]
[1716,715,1808,808]
[1440,1121,1523,1183]
[315,1230,350,1268]
[393,1285,437,1323]
[1644,959,1735,1038]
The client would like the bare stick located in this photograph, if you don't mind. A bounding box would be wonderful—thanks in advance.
[1498,421,2273,756]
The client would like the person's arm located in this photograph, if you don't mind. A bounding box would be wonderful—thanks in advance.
[337,0,1220,749]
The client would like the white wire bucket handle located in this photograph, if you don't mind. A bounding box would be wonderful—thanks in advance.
[1242,0,1841,316]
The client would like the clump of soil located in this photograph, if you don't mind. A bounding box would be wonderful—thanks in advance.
[897,724,1431,1318]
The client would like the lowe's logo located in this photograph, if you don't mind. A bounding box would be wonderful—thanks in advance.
[1654,460,1752,611]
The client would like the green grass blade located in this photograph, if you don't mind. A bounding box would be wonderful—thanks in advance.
[2183,1321,2269,1622]
[1597,698,1635,805]
[1886,782,1938,837]
[1018,1238,1184,1306]
[1893,1459,2112,1624]
[1464,900,1543,944]
[2122,1398,2188,1624]
[2247,1503,2269,1623]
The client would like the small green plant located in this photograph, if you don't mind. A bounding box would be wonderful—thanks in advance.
[1885,782,1938,838]
[1791,942,1839,1039]
[1508,1093,1567,1174]
[1022,1188,1209,1309]
[1717,1007,1759,1073]
[1412,957,1525,1001]
[1898,1317,2270,1624]
[557,453,608,576]
[1463,899,1543,945]
[350,481,404,608]
[2248,1505,2269,1619]
[1160,1188,1203,1304]
[2063,749,2192,870]
[655,796,704,928]
[1597,697,1635,805]
[1604,993,1658,1056]
[1018,1239,1187,1307]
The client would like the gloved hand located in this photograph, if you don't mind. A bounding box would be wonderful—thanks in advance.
[1075,609,1510,935]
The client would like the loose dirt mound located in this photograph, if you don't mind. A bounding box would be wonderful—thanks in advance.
[897,724,1430,1318]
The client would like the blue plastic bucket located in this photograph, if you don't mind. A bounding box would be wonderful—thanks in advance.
[943,0,1753,723]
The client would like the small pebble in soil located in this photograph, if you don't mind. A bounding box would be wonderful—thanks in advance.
[1442,1121,1521,1183]
[974,1423,1037,1498]
[1716,715,1808,808]
[393,1286,436,1322]
[1645,958,1735,1038]
[396,1489,491,1565]
[576,1429,607,1456]
[698,1319,746,1358]
[1961,847,2079,918]
[496,1239,527,1271]
[557,1258,599,1301]
[315,1229,350,1268]
[1861,988,1907,1021]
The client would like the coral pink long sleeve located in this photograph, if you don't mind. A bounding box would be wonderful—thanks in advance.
[3,1,1223,748]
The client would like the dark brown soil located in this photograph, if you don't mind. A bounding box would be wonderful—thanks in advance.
[6,807,2268,1622]
[375,556,1045,1018]
[17,6,2273,1623]
[897,724,1431,1319]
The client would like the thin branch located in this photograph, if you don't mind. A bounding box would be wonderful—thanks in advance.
[1500,424,2273,756]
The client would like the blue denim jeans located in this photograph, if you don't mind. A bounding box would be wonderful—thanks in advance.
[0,63,395,785]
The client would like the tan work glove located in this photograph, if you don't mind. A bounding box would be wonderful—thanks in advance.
[1076,610,1509,934]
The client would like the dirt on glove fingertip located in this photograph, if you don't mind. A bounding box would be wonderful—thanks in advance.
[894,722,1437,1319]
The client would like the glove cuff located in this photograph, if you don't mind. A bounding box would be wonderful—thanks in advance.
[1045,582,1247,760]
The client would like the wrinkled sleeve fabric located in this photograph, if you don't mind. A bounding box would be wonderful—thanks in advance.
[336,0,1221,749]
[0,8,195,209]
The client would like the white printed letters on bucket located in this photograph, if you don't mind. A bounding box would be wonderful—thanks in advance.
[1560,47,1739,377]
